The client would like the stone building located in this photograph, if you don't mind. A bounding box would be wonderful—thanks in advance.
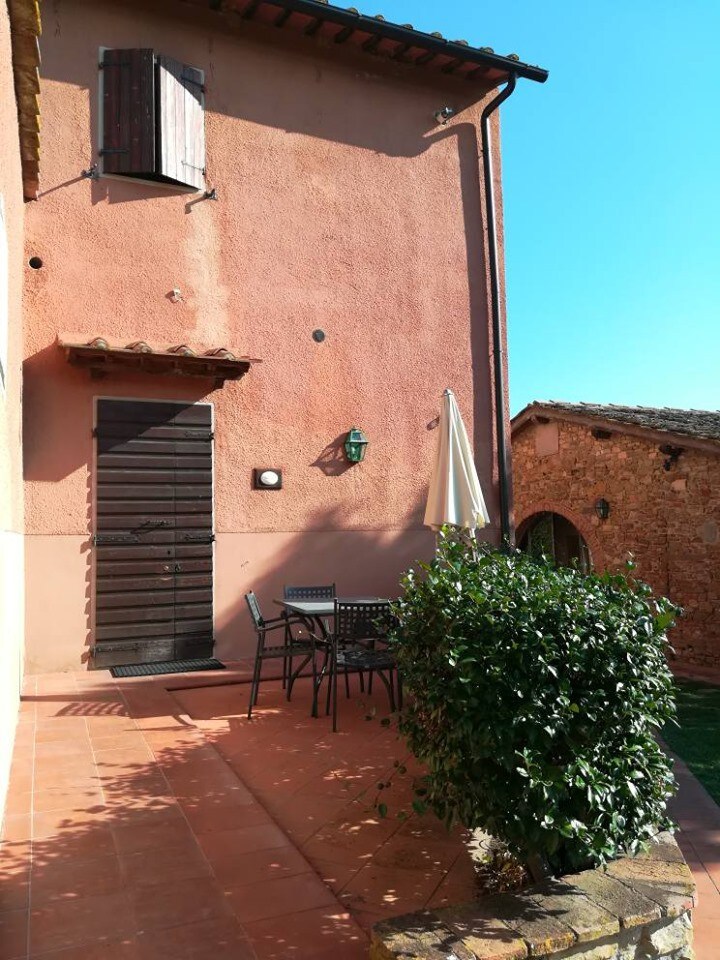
[512,401,720,667]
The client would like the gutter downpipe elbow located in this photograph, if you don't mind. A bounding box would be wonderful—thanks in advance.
[480,73,517,547]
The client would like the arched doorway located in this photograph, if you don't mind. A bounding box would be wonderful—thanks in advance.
[518,512,592,573]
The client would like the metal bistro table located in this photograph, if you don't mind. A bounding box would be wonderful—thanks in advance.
[275,596,388,630]
[275,596,393,725]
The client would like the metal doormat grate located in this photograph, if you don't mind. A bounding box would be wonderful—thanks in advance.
[110,658,226,678]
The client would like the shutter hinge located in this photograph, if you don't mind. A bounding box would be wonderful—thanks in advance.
[99,60,131,68]
[181,161,205,172]
[99,148,130,155]
[181,74,205,92]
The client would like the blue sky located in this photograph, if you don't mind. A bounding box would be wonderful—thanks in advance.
[379,2,720,414]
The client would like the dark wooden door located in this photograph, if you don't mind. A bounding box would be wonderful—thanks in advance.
[92,399,214,668]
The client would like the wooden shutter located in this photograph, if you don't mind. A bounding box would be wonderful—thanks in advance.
[101,48,155,175]
[157,57,205,190]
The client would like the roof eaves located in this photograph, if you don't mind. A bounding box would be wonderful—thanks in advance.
[511,401,720,453]
[7,0,42,200]
[215,0,549,85]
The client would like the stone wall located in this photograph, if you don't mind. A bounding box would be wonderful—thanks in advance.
[371,832,694,959]
[512,418,720,667]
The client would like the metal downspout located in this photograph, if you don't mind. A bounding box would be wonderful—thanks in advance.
[480,73,517,545]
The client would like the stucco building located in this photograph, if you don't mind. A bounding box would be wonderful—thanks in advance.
[0,0,546,807]
[512,401,720,668]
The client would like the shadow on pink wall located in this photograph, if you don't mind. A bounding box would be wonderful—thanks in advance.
[213,499,436,662]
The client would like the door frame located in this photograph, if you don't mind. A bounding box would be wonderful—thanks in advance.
[90,395,216,664]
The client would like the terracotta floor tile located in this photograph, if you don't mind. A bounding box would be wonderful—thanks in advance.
[224,872,337,924]
[211,844,311,886]
[35,722,89,744]
[85,718,135,741]
[178,799,271,836]
[1,817,31,843]
[94,746,155,769]
[197,824,291,864]
[32,785,105,814]
[87,733,152,754]
[5,773,32,798]
[30,829,117,869]
[372,834,462,873]
[301,810,400,867]
[243,906,367,960]
[9,744,34,764]
[32,808,109,841]
[140,731,205,753]
[0,908,28,960]
[119,841,211,887]
[307,857,362,894]
[34,741,94,761]
[136,916,255,960]
[338,862,441,917]
[29,892,134,955]
[131,876,231,932]
[351,907,388,933]
[99,771,173,807]
[33,759,98,783]
[2,792,32,819]
[0,879,30,914]
[691,917,720,958]
[31,855,125,905]
[426,852,478,909]
[269,796,352,845]
[0,840,32,879]
[28,936,140,960]
[111,811,193,856]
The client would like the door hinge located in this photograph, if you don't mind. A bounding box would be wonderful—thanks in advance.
[93,534,140,546]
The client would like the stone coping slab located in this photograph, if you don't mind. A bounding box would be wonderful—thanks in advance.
[370,832,695,959]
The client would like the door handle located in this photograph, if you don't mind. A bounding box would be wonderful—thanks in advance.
[174,563,182,573]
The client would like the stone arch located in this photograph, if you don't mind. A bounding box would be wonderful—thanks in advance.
[516,499,605,571]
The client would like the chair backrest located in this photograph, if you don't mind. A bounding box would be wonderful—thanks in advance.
[334,600,392,643]
[283,583,336,601]
[245,591,264,630]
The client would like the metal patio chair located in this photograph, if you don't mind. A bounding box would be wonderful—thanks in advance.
[282,583,336,690]
[283,583,337,603]
[245,591,316,719]
[312,599,400,732]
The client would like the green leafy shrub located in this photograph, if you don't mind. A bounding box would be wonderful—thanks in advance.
[390,532,678,876]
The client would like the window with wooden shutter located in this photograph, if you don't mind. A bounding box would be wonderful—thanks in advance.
[100,48,205,191]
[157,58,206,191]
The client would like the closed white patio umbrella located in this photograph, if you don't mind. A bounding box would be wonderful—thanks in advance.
[424,388,490,532]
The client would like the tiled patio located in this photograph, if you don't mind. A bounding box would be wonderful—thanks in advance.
[0,667,475,960]
[1,665,719,960]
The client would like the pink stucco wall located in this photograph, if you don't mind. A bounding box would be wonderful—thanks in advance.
[0,0,26,815]
[23,0,508,670]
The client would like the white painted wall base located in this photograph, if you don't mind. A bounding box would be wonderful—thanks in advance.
[23,528,437,672]
[0,530,24,822]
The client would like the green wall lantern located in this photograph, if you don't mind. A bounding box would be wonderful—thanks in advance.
[344,427,368,463]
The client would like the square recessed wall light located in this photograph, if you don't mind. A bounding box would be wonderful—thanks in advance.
[253,468,282,490]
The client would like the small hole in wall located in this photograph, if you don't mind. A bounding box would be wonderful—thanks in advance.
[28,257,43,269]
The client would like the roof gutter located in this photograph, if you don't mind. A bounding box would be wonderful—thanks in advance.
[480,74,517,545]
